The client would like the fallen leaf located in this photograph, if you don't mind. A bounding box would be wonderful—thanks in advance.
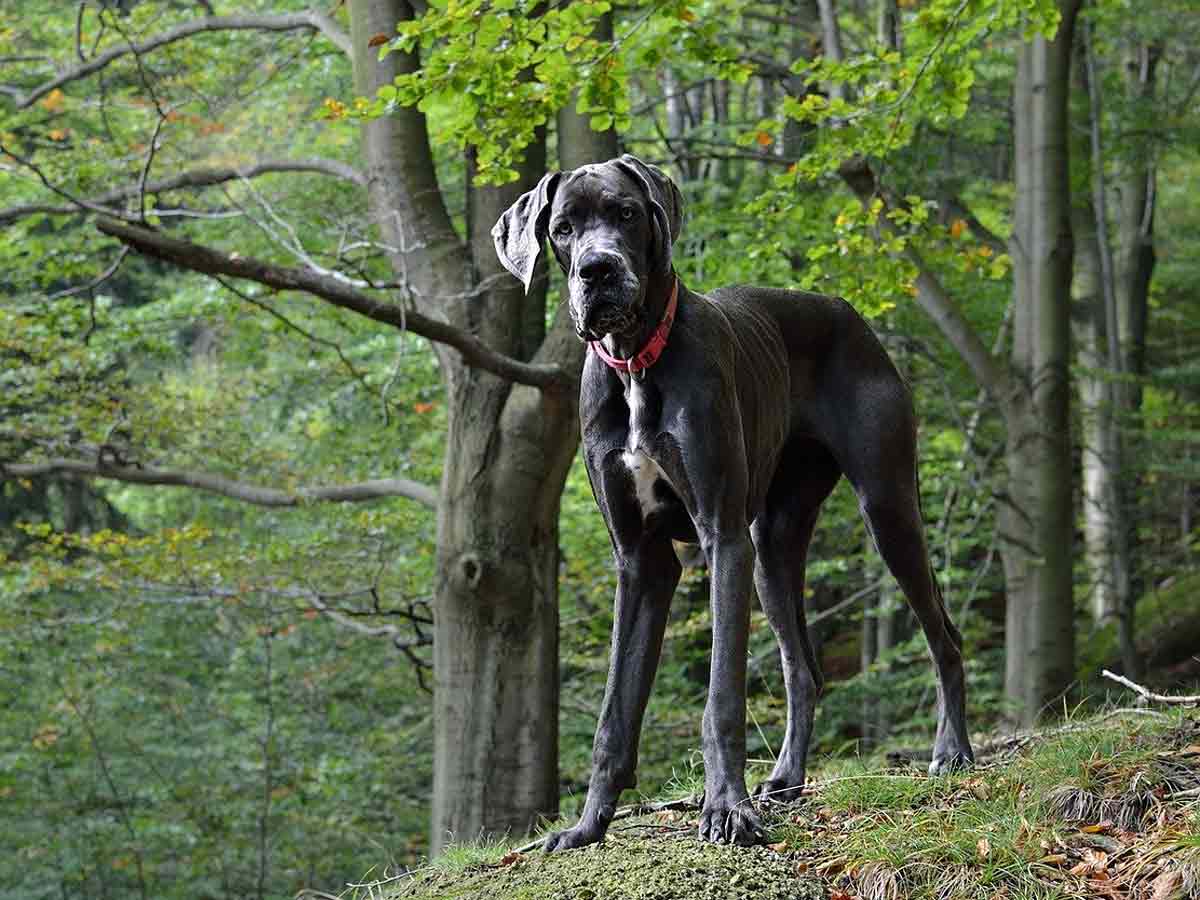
[1037,853,1067,865]
[1081,823,1107,833]
[768,841,789,853]
[498,851,522,867]
[1149,870,1184,900]
[367,32,390,47]
[977,837,991,860]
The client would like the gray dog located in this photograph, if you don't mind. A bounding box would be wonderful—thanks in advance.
[493,155,973,851]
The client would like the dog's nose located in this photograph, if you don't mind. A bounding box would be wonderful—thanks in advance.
[578,253,619,285]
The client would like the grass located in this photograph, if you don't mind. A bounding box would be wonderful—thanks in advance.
[359,707,1200,900]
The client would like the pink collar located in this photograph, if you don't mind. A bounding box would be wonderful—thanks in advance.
[589,278,679,374]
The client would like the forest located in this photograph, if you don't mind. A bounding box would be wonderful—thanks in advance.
[1,0,1197,898]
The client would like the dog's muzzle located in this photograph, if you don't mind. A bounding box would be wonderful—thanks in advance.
[573,249,641,340]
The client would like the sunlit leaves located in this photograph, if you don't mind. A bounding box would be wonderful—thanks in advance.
[362,0,752,183]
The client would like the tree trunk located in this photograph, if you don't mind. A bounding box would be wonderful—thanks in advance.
[348,0,605,853]
[1003,0,1081,726]
[1072,24,1139,676]
[1112,42,1159,407]
[431,380,578,850]
[816,0,847,103]
[877,0,900,52]
[1073,191,1140,672]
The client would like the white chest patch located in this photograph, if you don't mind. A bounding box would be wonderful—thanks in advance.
[622,372,676,518]
[623,450,670,517]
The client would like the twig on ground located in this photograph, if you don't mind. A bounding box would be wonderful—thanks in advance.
[1102,670,1200,707]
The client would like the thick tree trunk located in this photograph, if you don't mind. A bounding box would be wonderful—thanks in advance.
[431,380,578,850]
[348,0,602,853]
[1003,1,1081,726]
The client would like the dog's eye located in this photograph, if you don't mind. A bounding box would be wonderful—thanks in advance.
[620,206,635,221]
[553,220,572,237]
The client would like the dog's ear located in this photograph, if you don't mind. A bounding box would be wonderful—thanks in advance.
[492,171,562,294]
[615,154,684,273]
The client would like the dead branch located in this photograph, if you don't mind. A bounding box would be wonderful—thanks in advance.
[1102,669,1200,707]
[0,158,365,227]
[2,457,438,509]
[95,218,573,391]
[10,11,350,109]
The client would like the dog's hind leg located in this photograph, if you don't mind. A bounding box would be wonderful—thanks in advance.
[845,429,974,775]
[750,442,841,802]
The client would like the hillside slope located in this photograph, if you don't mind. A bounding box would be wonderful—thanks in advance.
[373,710,1200,900]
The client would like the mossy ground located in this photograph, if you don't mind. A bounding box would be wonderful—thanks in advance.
[367,709,1200,900]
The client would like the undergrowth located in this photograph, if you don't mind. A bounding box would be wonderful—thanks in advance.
[360,707,1200,900]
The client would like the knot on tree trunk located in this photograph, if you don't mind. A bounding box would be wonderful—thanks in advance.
[454,551,485,593]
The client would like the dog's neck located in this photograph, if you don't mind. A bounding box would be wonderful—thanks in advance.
[599,268,679,368]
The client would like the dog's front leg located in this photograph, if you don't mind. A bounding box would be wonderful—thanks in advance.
[543,535,681,852]
[698,530,766,845]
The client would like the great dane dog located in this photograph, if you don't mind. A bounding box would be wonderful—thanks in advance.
[492,155,973,851]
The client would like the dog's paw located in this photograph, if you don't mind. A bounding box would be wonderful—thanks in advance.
[928,747,974,776]
[698,793,766,846]
[542,822,605,853]
[752,776,805,804]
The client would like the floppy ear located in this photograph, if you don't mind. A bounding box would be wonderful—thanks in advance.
[614,154,684,273]
[491,171,562,294]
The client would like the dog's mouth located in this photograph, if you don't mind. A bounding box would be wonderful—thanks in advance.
[577,299,642,342]
[573,273,644,341]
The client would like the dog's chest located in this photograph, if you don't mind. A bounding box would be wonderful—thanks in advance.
[621,375,675,517]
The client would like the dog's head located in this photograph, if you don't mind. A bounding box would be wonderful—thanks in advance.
[492,154,683,341]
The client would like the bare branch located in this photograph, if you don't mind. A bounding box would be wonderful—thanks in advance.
[212,274,379,401]
[2,458,438,509]
[49,245,129,300]
[11,11,351,108]
[95,218,573,391]
[1101,669,1200,706]
[1,142,133,221]
[0,158,365,227]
